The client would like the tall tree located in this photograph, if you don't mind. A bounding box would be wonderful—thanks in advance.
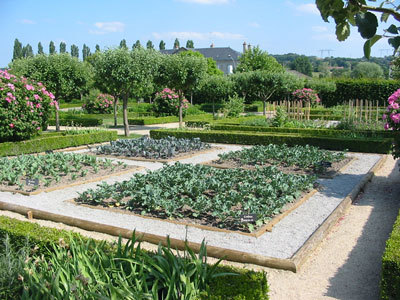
[119,39,128,50]
[82,44,91,61]
[70,44,79,58]
[95,44,101,53]
[10,53,90,131]
[316,0,400,58]
[186,40,194,48]
[132,40,142,50]
[146,40,154,49]
[291,55,313,77]
[59,42,67,53]
[23,44,34,58]
[37,42,44,55]
[159,40,166,50]
[156,54,207,127]
[49,41,56,55]
[93,48,159,135]
[12,38,23,61]
[173,38,180,49]
[236,46,284,73]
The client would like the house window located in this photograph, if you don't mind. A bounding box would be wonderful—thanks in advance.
[228,65,233,74]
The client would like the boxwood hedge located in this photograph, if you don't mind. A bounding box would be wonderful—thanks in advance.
[380,209,400,300]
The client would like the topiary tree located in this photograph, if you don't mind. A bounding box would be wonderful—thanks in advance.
[351,62,384,79]
[246,71,304,116]
[156,54,207,127]
[93,48,159,135]
[0,70,55,141]
[10,54,91,131]
[236,46,284,73]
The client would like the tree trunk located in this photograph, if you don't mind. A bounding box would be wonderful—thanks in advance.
[263,100,266,117]
[190,92,193,105]
[55,104,60,132]
[123,94,129,136]
[179,91,183,128]
[113,97,118,128]
[212,99,215,118]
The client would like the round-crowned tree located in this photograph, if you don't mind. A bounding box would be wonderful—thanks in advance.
[0,70,55,142]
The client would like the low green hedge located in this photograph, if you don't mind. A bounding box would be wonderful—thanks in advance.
[0,130,117,156]
[209,124,397,139]
[128,114,215,125]
[49,118,103,126]
[381,209,400,300]
[0,216,269,300]
[150,129,393,153]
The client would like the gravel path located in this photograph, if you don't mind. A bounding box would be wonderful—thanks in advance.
[0,150,398,299]
[266,156,400,300]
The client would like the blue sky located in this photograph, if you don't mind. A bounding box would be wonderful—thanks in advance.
[0,0,394,67]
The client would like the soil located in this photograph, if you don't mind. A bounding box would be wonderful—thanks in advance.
[208,156,353,178]
[0,164,136,193]
[91,146,220,162]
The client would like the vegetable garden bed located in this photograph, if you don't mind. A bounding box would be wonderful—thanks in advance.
[203,144,351,179]
[92,136,216,162]
[75,163,316,233]
[0,152,139,195]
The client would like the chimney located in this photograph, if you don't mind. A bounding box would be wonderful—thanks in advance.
[248,44,252,51]
[243,41,247,53]
[210,43,214,48]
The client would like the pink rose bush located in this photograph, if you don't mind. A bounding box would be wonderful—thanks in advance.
[292,88,321,108]
[0,70,56,142]
[383,88,400,159]
[82,93,114,114]
[153,88,189,117]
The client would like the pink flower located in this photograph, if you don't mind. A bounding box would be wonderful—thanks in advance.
[390,113,400,124]
[36,103,41,108]
[382,114,387,120]
[7,83,15,91]
[36,127,40,130]
[9,123,14,128]
[48,92,55,99]
[25,84,34,91]
[384,123,390,130]
[33,94,42,101]
[5,97,12,103]
[392,102,399,110]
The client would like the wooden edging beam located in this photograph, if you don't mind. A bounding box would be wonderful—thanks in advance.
[0,155,387,273]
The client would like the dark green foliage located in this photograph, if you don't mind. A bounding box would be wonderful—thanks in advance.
[0,130,117,157]
[217,144,345,171]
[70,44,79,58]
[319,79,400,107]
[119,39,128,50]
[150,129,393,153]
[22,44,34,58]
[13,38,23,61]
[37,42,44,55]
[174,38,180,48]
[0,216,269,299]
[94,136,210,159]
[59,42,66,54]
[82,44,91,61]
[201,266,269,300]
[129,116,179,125]
[49,41,56,55]
[146,40,154,49]
[159,40,166,50]
[291,55,313,77]
[77,163,315,231]
[186,40,194,48]
[381,209,400,300]
[48,117,103,126]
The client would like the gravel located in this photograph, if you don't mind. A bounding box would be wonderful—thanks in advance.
[0,145,381,260]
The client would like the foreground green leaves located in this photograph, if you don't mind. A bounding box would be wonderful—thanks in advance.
[76,163,315,231]
[20,234,228,300]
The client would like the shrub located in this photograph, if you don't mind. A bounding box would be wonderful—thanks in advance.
[0,70,55,142]
[153,88,189,117]
[82,92,114,114]
[380,209,400,300]
[292,88,321,107]
[219,94,245,118]
[383,88,400,159]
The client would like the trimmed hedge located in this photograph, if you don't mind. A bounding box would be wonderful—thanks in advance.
[0,130,117,156]
[209,124,398,139]
[49,118,103,126]
[0,216,269,300]
[128,114,215,125]
[150,129,393,153]
[320,79,400,107]
[380,209,400,300]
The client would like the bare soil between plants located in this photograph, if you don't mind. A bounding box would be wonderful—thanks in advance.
[0,165,138,194]
[204,156,354,178]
